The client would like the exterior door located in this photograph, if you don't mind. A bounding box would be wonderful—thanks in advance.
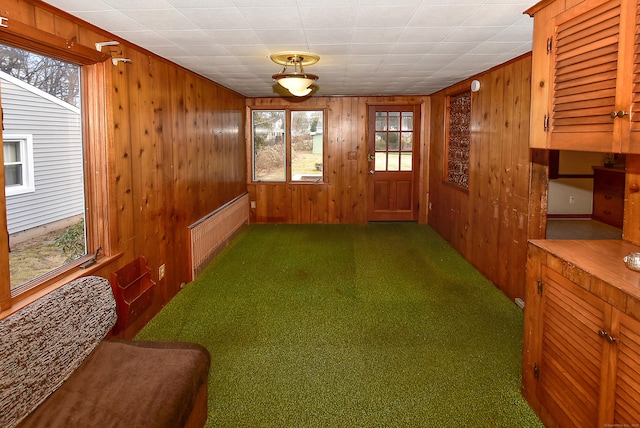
[367,105,419,221]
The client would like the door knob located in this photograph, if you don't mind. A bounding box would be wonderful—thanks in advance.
[369,170,375,175]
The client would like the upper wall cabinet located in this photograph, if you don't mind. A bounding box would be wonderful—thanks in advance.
[527,0,640,153]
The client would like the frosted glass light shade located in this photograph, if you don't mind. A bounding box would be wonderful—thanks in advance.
[278,76,313,91]
[288,87,312,96]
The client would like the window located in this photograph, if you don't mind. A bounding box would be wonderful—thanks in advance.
[3,135,35,196]
[252,109,324,183]
[0,44,92,298]
[445,90,471,189]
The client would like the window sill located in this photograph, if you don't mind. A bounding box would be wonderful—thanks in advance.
[0,252,123,320]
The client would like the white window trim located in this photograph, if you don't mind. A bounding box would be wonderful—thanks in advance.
[3,134,35,196]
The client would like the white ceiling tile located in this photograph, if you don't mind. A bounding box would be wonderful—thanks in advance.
[158,30,213,46]
[305,28,354,45]
[253,29,307,46]
[351,27,403,44]
[180,8,249,30]
[390,43,437,55]
[42,0,112,12]
[238,7,303,30]
[409,5,479,27]
[102,0,173,10]
[43,0,537,96]
[73,10,148,32]
[397,27,454,43]
[299,7,358,29]
[205,30,261,45]
[114,30,170,47]
[122,9,198,30]
[167,0,233,7]
[355,5,420,28]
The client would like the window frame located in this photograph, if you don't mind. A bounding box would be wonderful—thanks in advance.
[251,108,326,184]
[0,30,116,313]
[3,134,35,196]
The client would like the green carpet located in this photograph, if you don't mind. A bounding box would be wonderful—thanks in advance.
[137,223,542,427]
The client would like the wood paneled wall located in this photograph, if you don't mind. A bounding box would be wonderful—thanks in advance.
[1,0,247,335]
[427,54,533,301]
[246,96,430,224]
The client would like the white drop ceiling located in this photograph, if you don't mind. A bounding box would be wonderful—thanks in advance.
[43,0,536,97]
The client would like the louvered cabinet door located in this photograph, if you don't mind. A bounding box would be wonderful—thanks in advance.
[625,0,640,153]
[548,0,624,151]
[611,312,640,424]
[538,266,606,428]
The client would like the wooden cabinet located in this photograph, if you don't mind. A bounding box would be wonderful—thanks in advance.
[592,167,625,228]
[526,0,640,153]
[523,240,640,427]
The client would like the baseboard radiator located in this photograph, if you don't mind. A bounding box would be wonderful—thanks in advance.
[188,193,249,280]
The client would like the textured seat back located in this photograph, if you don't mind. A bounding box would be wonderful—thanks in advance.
[0,276,117,428]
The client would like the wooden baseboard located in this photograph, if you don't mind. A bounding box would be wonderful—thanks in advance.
[547,214,591,219]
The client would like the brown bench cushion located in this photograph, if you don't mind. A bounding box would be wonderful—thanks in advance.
[0,276,117,428]
[17,340,210,428]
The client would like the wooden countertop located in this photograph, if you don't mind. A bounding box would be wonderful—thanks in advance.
[529,239,640,301]
[592,165,626,173]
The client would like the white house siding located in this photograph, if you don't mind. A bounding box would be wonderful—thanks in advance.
[0,72,84,235]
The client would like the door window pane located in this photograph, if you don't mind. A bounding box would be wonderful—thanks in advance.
[388,132,400,151]
[401,133,413,151]
[375,112,387,131]
[375,133,387,150]
[401,112,413,131]
[387,152,400,171]
[375,153,387,171]
[400,152,413,171]
[388,112,400,130]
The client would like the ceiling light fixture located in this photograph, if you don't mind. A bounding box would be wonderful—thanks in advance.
[270,52,319,97]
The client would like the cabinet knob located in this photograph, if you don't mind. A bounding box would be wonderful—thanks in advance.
[598,330,617,343]
[630,184,639,194]
[610,110,629,119]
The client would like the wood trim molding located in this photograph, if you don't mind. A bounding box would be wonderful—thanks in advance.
[0,17,110,65]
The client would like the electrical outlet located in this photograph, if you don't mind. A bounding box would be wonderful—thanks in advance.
[569,196,576,204]
[159,264,165,280]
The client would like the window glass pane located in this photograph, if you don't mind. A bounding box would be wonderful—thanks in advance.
[375,132,387,151]
[252,110,286,182]
[1,44,87,290]
[401,133,413,151]
[387,152,400,171]
[388,112,400,130]
[401,112,413,131]
[375,112,387,131]
[388,132,400,151]
[4,141,20,162]
[375,153,387,171]
[400,152,413,171]
[5,165,22,186]
[291,110,323,182]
